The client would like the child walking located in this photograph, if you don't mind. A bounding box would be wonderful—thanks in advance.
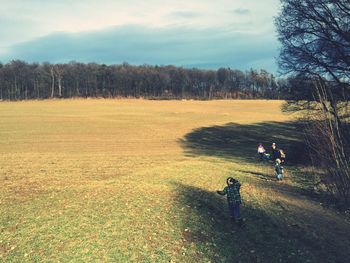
[275,158,283,180]
[217,177,243,226]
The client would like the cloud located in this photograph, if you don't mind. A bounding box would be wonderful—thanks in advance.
[0,16,42,46]
[0,0,280,46]
[169,11,201,19]
[1,25,278,72]
[232,8,251,16]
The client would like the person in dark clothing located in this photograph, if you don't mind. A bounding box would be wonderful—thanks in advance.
[271,143,285,180]
[217,177,243,226]
[271,142,281,161]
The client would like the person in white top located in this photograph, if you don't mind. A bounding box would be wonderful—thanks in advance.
[257,143,266,160]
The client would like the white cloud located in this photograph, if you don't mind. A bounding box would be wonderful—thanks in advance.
[2,25,279,71]
[0,0,280,70]
[0,0,279,44]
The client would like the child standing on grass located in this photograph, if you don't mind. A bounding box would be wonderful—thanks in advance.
[275,158,283,180]
[217,177,243,226]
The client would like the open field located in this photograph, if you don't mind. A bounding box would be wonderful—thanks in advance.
[1,99,350,262]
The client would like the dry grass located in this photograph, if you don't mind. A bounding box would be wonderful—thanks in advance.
[0,99,349,262]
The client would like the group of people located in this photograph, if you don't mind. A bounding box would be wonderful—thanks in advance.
[216,142,286,226]
[258,142,285,180]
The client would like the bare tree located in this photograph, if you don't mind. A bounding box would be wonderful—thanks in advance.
[275,0,350,101]
[276,0,350,204]
[54,64,65,97]
[50,65,55,98]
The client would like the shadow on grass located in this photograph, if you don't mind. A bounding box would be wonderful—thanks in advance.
[179,121,343,207]
[238,169,277,182]
[179,121,308,165]
[174,182,350,263]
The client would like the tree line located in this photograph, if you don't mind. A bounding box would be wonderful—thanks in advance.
[0,60,291,100]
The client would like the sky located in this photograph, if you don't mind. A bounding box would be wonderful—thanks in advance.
[0,0,281,72]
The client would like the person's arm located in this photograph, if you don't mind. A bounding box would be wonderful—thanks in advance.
[236,182,241,191]
[216,187,227,195]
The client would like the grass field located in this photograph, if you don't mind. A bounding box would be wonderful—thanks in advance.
[1,99,349,262]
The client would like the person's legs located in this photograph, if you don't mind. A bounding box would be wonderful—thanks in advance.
[229,203,243,225]
[228,203,235,220]
[233,204,244,226]
[258,153,263,161]
[233,204,241,220]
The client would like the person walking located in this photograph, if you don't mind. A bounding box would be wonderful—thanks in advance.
[217,177,244,226]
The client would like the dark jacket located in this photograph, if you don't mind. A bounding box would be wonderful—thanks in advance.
[217,182,242,204]
[271,147,281,161]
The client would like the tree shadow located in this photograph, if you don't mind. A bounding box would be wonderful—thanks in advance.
[173,182,350,263]
[238,169,278,182]
[179,121,308,165]
[238,168,328,204]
